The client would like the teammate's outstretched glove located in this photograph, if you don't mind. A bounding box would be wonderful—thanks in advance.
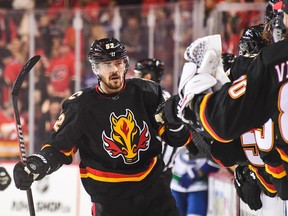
[182,34,230,92]
[177,62,217,124]
[0,167,11,191]
[179,168,201,188]
[13,154,50,190]
[234,165,262,211]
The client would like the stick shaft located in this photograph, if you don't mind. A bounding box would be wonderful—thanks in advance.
[11,55,40,216]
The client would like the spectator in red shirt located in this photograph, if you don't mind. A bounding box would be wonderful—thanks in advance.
[0,48,23,108]
[0,102,27,159]
[46,42,75,100]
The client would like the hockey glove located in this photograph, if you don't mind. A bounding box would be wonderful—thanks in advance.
[234,165,262,211]
[183,35,230,92]
[13,154,50,190]
[177,62,217,124]
[179,168,201,188]
[13,162,34,190]
[155,94,184,131]
[0,167,11,191]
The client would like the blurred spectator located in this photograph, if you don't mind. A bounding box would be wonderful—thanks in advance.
[0,8,17,47]
[0,48,23,109]
[0,102,27,160]
[121,14,148,72]
[7,37,28,64]
[46,42,75,100]
[33,50,50,121]
[36,13,55,57]
[35,97,62,151]
[161,73,173,94]
[12,0,35,10]
[0,0,12,9]
[153,7,174,75]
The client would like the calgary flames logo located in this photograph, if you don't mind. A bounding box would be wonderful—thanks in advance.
[103,109,150,164]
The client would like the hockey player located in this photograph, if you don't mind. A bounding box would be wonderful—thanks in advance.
[134,58,175,173]
[212,2,288,204]
[224,23,279,209]
[13,37,194,216]
[170,147,219,216]
[133,58,200,194]
[134,58,170,100]
[134,58,199,175]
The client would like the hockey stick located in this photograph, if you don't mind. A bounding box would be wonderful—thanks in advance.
[192,130,211,155]
[11,55,41,216]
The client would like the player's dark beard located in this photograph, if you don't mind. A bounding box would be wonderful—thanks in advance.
[98,74,124,93]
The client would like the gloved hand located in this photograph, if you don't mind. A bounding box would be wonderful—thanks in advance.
[234,165,262,211]
[0,167,11,191]
[13,161,34,190]
[155,94,184,131]
[178,168,201,188]
[13,154,49,190]
[183,35,230,93]
[177,62,217,124]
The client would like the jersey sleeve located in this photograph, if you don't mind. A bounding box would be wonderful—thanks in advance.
[39,92,86,165]
[191,39,288,142]
[137,79,193,148]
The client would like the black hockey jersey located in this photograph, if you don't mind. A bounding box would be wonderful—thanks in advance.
[193,39,288,142]
[40,78,192,202]
[191,39,288,199]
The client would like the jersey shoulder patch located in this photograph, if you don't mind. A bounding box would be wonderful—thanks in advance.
[62,87,94,108]
[68,91,84,100]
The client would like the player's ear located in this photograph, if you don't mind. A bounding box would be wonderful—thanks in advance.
[91,63,100,77]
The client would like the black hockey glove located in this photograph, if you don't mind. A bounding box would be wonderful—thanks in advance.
[234,165,262,211]
[13,154,50,190]
[13,162,34,190]
[155,94,183,130]
[0,167,11,191]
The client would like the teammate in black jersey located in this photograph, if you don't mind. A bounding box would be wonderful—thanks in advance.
[13,37,193,216]
[158,0,288,205]
[134,58,176,183]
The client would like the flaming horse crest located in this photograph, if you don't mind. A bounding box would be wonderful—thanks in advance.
[102,109,150,164]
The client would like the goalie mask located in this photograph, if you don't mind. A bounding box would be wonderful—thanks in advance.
[238,24,266,56]
[134,58,164,83]
[265,0,282,23]
[88,37,129,77]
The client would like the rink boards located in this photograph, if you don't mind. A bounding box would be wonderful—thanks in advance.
[1,162,287,216]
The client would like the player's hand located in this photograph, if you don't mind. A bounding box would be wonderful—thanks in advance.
[155,94,184,130]
[183,35,230,92]
[0,167,11,191]
[25,154,49,178]
[234,165,262,211]
[14,154,49,190]
[178,168,200,188]
[13,162,34,190]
